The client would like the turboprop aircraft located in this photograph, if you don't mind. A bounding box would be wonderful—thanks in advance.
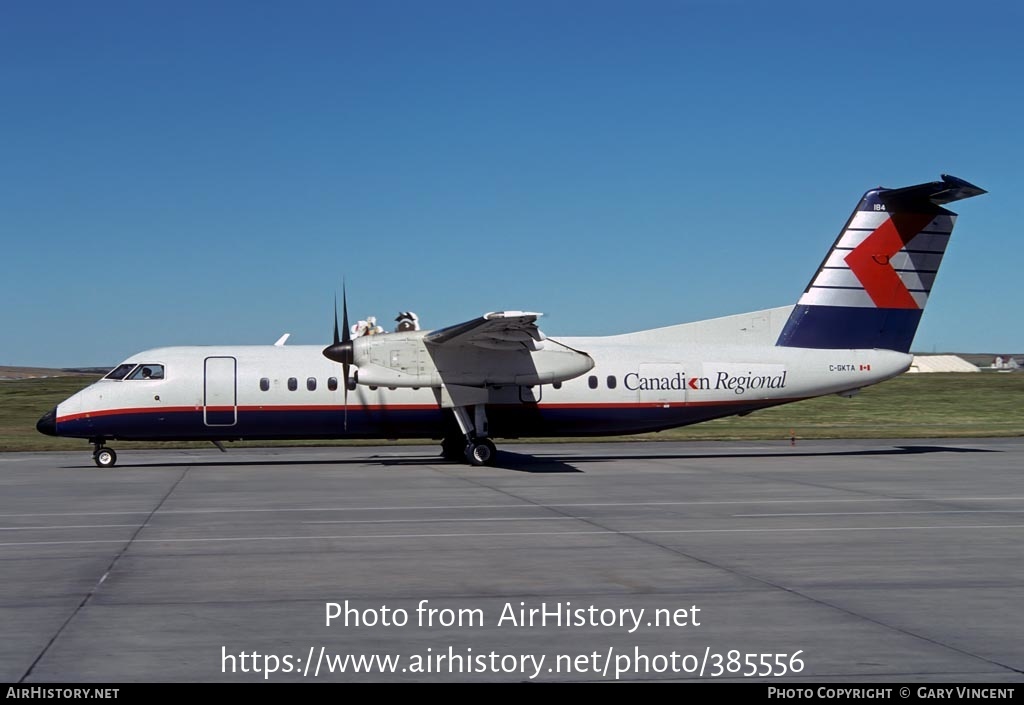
[37,174,985,467]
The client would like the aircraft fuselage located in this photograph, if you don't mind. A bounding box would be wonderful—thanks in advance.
[46,305,911,443]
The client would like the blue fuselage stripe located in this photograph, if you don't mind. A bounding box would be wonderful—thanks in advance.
[57,403,781,442]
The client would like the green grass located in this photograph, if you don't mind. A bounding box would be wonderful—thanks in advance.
[1,377,101,452]
[637,372,1024,441]
[2,373,1022,453]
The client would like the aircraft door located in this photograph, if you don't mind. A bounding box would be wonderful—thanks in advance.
[204,356,237,426]
[637,363,687,404]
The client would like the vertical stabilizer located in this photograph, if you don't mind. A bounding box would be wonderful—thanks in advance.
[776,174,985,352]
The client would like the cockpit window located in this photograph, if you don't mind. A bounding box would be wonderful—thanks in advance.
[128,364,165,380]
[104,364,137,380]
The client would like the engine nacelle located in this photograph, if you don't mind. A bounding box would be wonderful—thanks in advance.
[351,332,593,388]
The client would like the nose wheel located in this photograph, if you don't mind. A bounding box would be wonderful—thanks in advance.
[92,444,118,468]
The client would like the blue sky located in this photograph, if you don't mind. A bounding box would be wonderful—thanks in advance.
[2,1,1021,367]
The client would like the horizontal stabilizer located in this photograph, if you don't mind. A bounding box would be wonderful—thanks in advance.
[879,174,986,207]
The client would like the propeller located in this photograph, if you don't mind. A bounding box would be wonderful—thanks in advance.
[323,285,355,429]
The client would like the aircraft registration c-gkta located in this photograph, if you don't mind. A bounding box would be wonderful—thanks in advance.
[37,175,985,467]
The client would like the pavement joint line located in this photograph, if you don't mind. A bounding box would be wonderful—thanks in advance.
[16,466,192,683]
[0,524,144,531]
[2,496,1024,519]
[737,509,1024,518]
[5,441,1024,681]
[433,465,1024,678]
[3,523,1024,548]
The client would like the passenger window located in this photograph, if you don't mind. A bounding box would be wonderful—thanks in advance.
[369,385,378,391]
[607,375,617,389]
[307,377,317,391]
[288,377,298,391]
[328,377,338,391]
[347,378,357,392]
[260,378,270,392]
[104,364,136,380]
[552,381,562,390]
[128,364,164,380]
[588,375,598,389]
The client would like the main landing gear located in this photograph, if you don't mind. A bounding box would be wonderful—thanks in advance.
[91,440,117,468]
[442,405,498,466]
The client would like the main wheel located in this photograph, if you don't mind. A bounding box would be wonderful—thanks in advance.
[464,438,496,467]
[94,448,117,468]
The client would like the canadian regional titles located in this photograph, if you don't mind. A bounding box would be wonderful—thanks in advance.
[327,600,702,634]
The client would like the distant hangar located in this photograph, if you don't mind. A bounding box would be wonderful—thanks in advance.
[908,355,980,373]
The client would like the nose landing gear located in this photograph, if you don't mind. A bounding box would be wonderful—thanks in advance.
[91,441,118,468]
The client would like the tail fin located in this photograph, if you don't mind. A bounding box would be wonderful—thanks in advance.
[776,174,985,352]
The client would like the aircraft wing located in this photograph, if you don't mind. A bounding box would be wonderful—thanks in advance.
[424,311,546,351]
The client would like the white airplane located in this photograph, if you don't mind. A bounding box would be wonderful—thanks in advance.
[37,174,985,468]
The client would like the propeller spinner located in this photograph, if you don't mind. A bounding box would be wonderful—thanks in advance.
[322,287,355,428]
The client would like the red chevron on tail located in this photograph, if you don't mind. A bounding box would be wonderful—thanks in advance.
[844,212,936,310]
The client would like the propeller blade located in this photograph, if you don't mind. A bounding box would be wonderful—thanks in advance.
[342,284,350,430]
[343,362,349,431]
[323,284,355,430]
[333,295,340,346]
[323,287,355,365]
[342,283,350,344]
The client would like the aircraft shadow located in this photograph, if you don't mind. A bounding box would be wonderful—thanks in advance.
[62,450,582,473]
[529,444,1001,464]
[488,451,583,473]
[60,444,995,473]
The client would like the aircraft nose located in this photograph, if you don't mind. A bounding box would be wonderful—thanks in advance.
[36,408,57,437]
